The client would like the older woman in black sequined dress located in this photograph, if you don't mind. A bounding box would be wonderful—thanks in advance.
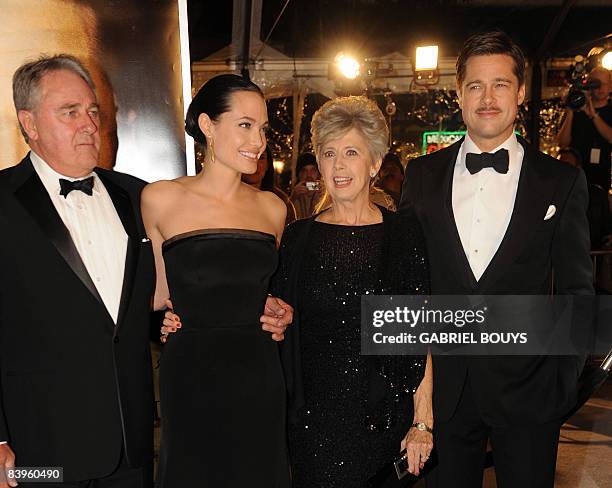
[274,96,433,487]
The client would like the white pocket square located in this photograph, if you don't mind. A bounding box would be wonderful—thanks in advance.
[544,205,556,220]
[141,237,151,243]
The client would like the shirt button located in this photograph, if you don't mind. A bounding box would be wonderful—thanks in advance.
[96,277,101,282]
[474,249,479,254]
[113,336,120,344]
[479,187,484,192]
[87,240,92,245]
[476,219,481,223]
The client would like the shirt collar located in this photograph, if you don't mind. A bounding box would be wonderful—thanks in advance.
[30,150,100,197]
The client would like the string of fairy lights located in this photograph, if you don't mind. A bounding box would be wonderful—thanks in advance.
[192,87,576,183]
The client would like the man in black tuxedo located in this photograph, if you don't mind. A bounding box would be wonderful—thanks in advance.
[400,32,593,487]
[0,55,156,487]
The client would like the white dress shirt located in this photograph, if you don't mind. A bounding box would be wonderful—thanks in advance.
[31,152,128,323]
[452,133,524,281]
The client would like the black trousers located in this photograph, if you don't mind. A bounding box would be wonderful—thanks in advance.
[20,451,152,488]
[432,378,561,488]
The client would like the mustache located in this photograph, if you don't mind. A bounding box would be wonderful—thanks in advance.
[476,106,502,113]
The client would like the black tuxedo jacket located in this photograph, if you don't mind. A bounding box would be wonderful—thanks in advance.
[399,137,594,426]
[0,155,155,481]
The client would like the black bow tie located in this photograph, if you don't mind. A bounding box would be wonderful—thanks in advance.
[59,176,94,198]
[465,148,509,175]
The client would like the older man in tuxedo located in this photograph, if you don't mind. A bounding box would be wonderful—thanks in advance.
[0,54,156,488]
[400,32,593,487]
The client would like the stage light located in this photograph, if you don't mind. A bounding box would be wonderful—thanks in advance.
[273,160,285,174]
[602,51,612,70]
[415,45,438,71]
[586,46,612,71]
[328,52,365,96]
[335,53,361,80]
[414,45,439,86]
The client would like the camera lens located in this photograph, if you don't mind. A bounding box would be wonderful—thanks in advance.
[566,88,586,110]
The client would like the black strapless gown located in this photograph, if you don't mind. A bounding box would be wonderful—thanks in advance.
[156,229,290,487]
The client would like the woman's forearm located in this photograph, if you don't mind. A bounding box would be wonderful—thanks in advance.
[412,353,433,426]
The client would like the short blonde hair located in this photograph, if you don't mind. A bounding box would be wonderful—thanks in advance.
[311,96,389,164]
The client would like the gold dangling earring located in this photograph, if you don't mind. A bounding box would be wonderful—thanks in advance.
[208,138,215,164]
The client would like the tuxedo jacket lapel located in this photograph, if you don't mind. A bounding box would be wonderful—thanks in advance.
[95,169,139,328]
[425,140,478,290]
[476,139,555,291]
[10,156,104,305]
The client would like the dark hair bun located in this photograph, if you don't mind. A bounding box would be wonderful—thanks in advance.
[185,74,264,147]
[185,106,205,143]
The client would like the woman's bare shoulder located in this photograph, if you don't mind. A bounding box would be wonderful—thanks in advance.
[240,184,286,234]
[142,177,196,200]
[257,187,286,215]
[141,178,193,217]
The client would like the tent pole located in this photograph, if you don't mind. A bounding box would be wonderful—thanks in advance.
[239,0,252,80]
[291,83,306,187]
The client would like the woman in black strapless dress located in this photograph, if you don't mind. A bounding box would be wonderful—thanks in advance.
[141,75,290,487]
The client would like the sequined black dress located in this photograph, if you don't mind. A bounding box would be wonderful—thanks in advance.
[274,208,428,487]
[157,229,290,488]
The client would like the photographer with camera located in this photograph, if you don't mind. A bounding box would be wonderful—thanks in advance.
[290,152,323,219]
[557,66,612,190]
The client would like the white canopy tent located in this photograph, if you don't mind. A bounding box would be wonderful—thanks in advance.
[191,0,460,180]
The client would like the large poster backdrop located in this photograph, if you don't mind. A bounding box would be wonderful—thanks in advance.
[0,0,188,181]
